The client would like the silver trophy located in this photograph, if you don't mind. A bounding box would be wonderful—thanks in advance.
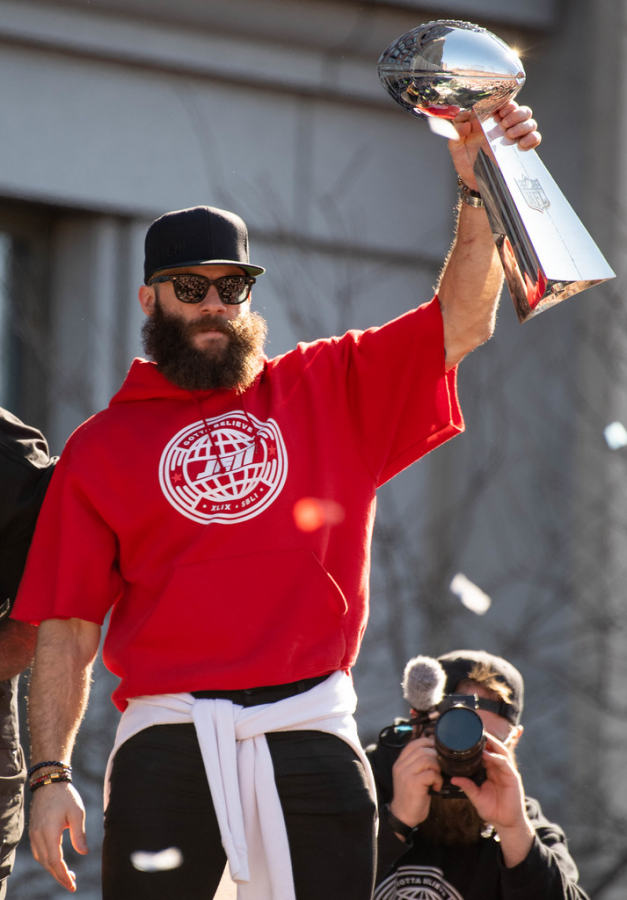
[378,20,615,322]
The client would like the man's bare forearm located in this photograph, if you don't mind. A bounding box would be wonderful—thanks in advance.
[437,201,504,370]
[436,102,541,369]
[0,618,38,679]
[28,618,101,765]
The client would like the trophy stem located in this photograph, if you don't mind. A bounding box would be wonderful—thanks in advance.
[474,117,615,322]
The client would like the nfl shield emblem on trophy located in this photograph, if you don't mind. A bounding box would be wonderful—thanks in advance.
[516,177,550,213]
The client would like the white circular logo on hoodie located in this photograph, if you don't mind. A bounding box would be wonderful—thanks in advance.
[159,412,288,524]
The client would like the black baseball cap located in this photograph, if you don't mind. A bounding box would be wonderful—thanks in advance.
[144,205,266,283]
[438,649,524,725]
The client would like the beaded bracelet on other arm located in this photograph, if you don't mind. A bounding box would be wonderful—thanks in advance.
[457,176,485,208]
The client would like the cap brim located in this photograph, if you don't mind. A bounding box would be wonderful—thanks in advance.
[149,258,265,279]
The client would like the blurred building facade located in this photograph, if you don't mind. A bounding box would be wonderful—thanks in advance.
[3,1,624,897]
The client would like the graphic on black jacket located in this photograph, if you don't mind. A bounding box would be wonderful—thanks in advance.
[375,865,464,900]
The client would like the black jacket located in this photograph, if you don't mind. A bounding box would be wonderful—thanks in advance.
[367,736,590,900]
[0,408,56,620]
[0,410,56,878]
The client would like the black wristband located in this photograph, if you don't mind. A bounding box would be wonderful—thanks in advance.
[384,803,417,839]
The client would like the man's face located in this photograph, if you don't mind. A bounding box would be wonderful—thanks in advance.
[144,264,251,342]
[138,264,267,392]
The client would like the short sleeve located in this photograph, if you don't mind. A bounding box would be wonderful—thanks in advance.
[11,447,122,626]
[341,297,463,485]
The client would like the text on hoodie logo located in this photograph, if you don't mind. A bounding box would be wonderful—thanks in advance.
[159,412,288,524]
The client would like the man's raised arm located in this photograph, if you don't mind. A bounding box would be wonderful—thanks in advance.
[438,101,541,369]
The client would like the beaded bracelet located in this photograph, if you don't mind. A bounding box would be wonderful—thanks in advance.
[29,772,73,794]
[457,176,485,208]
[30,770,71,785]
[27,760,72,778]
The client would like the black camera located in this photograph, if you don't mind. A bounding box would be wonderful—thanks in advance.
[432,702,486,798]
[379,694,487,799]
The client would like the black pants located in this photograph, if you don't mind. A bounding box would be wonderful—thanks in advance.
[0,677,26,900]
[103,724,376,899]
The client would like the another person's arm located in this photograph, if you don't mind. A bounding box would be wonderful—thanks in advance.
[27,617,101,893]
[0,408,56,677]
[454,734,590,899]
[387,735,442,832]
[0,617,37,680]
[371,736,442,880]
[508,797,592,900]
[438,102,541,368]
[453,732,534,866]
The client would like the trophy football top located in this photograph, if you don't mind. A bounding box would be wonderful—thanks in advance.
[378,20,525,123]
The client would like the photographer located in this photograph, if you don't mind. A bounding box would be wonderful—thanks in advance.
[367,650,589,900]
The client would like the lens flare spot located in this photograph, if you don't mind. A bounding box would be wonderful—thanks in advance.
[130,847,184,872]
[293,498,345,532]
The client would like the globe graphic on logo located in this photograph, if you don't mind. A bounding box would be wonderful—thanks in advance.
[159,412,287,524]
[185,428,268,501]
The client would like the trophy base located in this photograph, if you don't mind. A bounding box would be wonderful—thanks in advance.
[474,116,615,322]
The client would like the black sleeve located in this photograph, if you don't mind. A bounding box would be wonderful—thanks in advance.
[0,408,57,619]
[499,797,591,900]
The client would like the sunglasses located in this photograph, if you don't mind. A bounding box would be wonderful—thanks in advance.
[148,273,255,305]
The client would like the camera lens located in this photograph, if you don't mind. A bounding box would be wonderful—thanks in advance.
[434,706,485,780]
[436,706,483,752]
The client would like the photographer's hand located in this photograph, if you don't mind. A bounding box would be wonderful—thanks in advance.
[450,733,534,867]
[389,735,443,838]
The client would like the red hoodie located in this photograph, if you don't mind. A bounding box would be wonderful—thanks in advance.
[13,298,463,710]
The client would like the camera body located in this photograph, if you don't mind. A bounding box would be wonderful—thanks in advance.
[379,693,488,799]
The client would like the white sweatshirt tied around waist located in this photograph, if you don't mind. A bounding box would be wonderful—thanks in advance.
[104,671,376,900]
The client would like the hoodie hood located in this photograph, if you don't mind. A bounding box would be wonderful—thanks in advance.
[109,358,188,404]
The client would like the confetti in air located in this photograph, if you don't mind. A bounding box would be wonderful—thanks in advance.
[450,573,491,616]
[293,498,345,532]
[130,847,184,872]
[603,421,627,450]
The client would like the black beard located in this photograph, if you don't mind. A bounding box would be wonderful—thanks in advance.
[142,300,267,393]
[418,795,484,846]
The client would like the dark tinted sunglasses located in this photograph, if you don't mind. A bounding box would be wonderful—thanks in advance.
[148,273,255,305]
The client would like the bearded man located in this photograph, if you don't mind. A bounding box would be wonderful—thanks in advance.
[368,650,590,900]
[13,102,541,900]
